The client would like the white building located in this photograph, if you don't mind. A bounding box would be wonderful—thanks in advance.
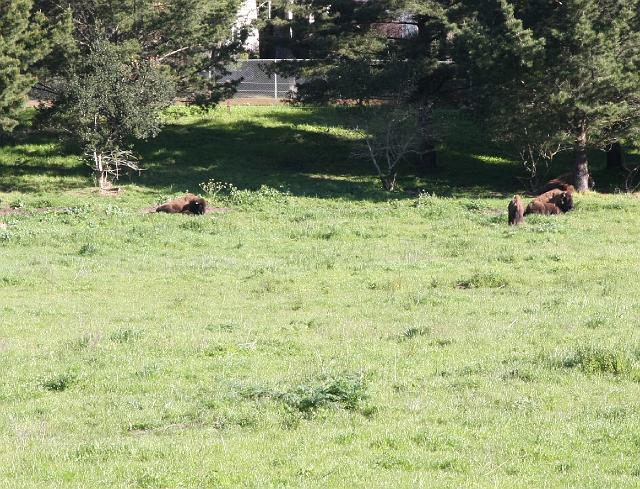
[235,0,260,52]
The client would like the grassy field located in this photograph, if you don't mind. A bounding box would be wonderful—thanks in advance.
[2,106,640,487]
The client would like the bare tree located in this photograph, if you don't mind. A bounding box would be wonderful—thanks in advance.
[518,132,569,193]
[353,104,434,191]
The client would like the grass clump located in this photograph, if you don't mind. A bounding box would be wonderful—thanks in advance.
[398,326,430,341]
[41,373,77,392]
[237,373,369,417]
[78,243,99,256]
[280,373,368,415]
[109,329,142,344]
[456,271,508,289]
[554,346,632,375]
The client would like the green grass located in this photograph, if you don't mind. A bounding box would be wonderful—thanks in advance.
[1,106,640,487]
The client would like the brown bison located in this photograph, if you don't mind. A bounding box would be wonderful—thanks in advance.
[508,195,525,225]
[156,194,207,215]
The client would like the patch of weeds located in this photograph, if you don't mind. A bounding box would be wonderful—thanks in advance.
[501,368,534,382]
[279,373,368,415]
[205,322,237,333]
[313,227,341,240]
[596,406,627,420]
[236,373,370,417]
[41,373,77,392]
[134,473,167,489]
[109,329,142,344]
[199,179,237,201]
[256,184,290,203]
[414,192,449,216]
[434,458,467,473]
[585,316,608,329]
[127,421,158,433]
[0,276,22,287]
[179,219,205,231]
[135,364,162,378]
[456,271,508,289]
[203,343,229,356]
[70,332,102,350]
[526,217,565,234]
[78,243,98,256]
[495,254,516,263]
[59,204,93,216]
[552,346,632,375]
[462,200,484,211]
[104,205,126,216]
[31,199,53,208]
[9,200,26,209]
[373,455,415,471]
[430,338,453,347]
[398,326,430,341]
[235,383,273,401]
[227,185,290,207]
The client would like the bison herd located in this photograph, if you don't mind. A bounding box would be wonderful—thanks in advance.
[508,173,578,225]
[151,174,584,225]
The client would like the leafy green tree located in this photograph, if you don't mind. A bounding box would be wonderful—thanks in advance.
[51,39,174,190]
[0,0,52,141]
[34,0,246,189]
[35,0,245,104]
[455,0,640,191]
[272,0,455,181]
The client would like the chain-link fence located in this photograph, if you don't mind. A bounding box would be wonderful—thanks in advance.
[213,59,297,100]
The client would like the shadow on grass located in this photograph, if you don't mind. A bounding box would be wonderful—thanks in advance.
[0,134,89,192]
[135,110,533,200]
[1,107,636,197]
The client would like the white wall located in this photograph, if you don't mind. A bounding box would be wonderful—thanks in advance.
[235,0,260,53]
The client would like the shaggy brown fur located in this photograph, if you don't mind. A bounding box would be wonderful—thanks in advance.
[537,172,594,194]
[508,195,525,225]
[524,188,573,215]
[156,194,207,215]
[525,201,562,215]
[537,174,575,194]
[525,190,573,216]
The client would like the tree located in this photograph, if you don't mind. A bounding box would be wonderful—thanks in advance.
[33,0,247,189]
[352,101,433,191]
[0,0,52,142]
[35,0,245,104]
[455,0,640,192]
[51,39,174,190]
[274,1,455,170]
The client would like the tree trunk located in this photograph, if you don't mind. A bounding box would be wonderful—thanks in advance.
[421,142,437,168]
[417,103,437,169]
[381,172,397,191]
[94,151,109,190]
[606,142,623,169]
[573,127,590,192]
[98,173,110,190]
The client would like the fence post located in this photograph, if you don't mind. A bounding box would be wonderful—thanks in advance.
[274,71,278,100]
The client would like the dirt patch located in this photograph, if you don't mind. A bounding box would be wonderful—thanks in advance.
[0,207,30,216]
